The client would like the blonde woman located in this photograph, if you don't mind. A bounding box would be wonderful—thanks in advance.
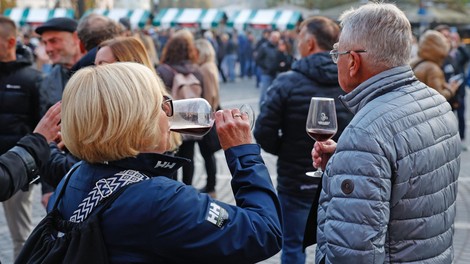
[45,62,282,263]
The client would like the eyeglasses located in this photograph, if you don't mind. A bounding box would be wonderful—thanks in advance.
[329,43,367,64]
[161,95,173,117]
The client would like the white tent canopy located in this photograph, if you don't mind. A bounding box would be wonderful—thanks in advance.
[84,8,151,29]
[153,8,227,29]
[227,9,302,31]
[3,8,74,26]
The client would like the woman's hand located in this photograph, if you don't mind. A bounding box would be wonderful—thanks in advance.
[215,109,252,150]
[312,139,337,170]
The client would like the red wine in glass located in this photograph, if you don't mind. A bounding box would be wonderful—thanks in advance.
[170,98,214,137]
[170,125,212,137]
[305,97,338,177]
[307,128,336,142]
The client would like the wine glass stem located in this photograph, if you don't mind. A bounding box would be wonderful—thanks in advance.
[318,152,329,174]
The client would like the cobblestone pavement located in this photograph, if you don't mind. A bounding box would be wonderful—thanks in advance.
[1,78,469,264]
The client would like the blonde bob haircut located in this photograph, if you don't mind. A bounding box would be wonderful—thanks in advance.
[62,62,164,163]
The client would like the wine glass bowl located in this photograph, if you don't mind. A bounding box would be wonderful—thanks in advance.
[222,103,256,130]
[170,98,214,137]
[305,97,338,177]
[239,104,255,130]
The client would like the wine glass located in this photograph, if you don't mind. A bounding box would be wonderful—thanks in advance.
[223,103,255,130]
[239,104,255,130]
[305,97,338,178]
[170,98,214,137]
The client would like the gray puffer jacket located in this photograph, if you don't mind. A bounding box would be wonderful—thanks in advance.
[316,66,460,263]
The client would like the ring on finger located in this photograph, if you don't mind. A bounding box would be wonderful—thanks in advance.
[233,114,242,118]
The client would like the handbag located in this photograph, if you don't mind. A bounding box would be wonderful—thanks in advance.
[16,163,149,264]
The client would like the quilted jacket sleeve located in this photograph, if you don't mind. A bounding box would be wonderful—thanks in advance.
[316,126,391,264]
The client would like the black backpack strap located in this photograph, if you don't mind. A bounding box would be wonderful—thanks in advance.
[69,170,149,223]
[50,161,83,210]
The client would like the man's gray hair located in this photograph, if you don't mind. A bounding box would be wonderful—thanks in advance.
[339,2,412,68]
[77,14,121,51]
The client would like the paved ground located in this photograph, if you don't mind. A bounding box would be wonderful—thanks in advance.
[1,77,469,263]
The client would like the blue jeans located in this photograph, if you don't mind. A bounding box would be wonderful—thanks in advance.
[255,65,262,87]
[278,191,312,264]
[223,54,237,82]
[245,59,255,78]
[259,74,274,109]
[238,54,247,78]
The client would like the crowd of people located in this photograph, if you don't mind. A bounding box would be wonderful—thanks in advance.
[0,2,465,263]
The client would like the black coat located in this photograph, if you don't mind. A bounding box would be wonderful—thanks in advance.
[254,52,353,198]
[0,58,42,154]
[255,41,281,76]
[0,133,49,201]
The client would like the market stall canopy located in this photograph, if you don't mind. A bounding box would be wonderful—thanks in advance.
[153,8,227,29]
[84,8,151,29]
[226,9,302,31]
[3,8,74,26]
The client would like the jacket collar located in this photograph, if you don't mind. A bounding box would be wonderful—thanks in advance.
[339,65,417,115]
[106,153,191,178]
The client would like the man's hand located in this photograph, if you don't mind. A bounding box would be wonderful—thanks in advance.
[312,139,337,171]
[33,101,61,143]
[215,109,252,150]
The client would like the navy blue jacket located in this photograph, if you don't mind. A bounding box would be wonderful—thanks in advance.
[254,52,352,198]
[48,144,282,263]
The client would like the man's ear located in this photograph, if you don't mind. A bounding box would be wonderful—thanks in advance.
[348,51,361,77]
[72,31,85,52]
[308,37,317,53]
[7,36,16,49]
[79,40,86,53]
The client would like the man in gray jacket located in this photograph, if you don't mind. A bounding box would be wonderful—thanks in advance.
[307,3,460,263]
[35,17,82,116]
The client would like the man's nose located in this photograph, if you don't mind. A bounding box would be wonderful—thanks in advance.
[44,43,53,52]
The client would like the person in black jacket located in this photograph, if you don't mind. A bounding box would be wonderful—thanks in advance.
[276,38,295,73]
[254,16,353,264]
[0,15,44,259]
[254,30,282,108]
[0,102,61,202]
